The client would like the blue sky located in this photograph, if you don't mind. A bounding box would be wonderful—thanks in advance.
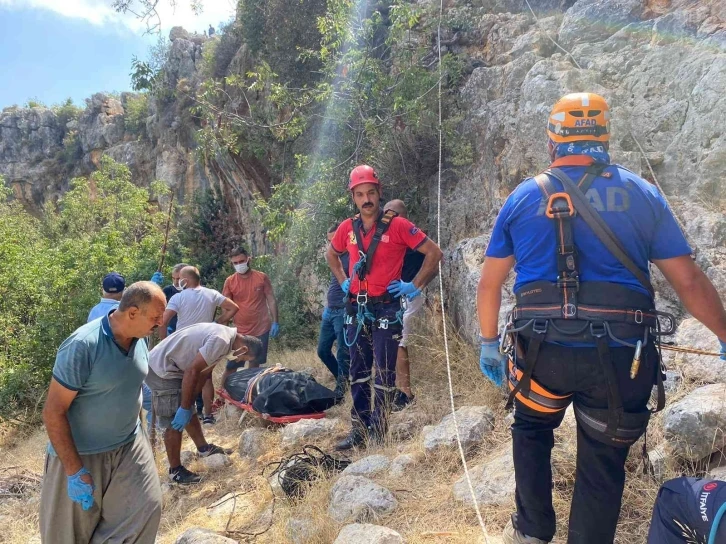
[0,0,236,108]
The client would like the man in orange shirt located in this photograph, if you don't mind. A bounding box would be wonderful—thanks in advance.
[221,246,279,382]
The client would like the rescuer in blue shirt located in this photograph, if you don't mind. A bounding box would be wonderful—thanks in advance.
[477,93,726,544]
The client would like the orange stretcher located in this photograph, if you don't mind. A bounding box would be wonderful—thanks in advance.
[215,388,326,424]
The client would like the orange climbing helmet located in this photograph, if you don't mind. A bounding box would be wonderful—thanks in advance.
[546,93,610,144]
[348,164,380,191]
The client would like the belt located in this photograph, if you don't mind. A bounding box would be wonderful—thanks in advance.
[348,293,399,305]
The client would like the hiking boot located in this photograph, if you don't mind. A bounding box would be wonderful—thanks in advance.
[391,389,415,412]
[334,428,367,451]
[201,414,216,425]
[169,465,202,485]
[502,519,549,544]
[198,443,233,457]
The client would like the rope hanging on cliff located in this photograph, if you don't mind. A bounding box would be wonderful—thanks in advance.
[436,0,491,540]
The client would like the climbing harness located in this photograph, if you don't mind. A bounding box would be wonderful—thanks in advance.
[501,164,676,448]
[344,208,405,347]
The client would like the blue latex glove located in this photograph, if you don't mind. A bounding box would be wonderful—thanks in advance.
[270,322,280,338]
[387,280,421,300]
[171,406,193,431]
[720,339,726,362]
[341,279,351,295]
[150,271,164,286]
[479,337,507,387]
[67,467,95,511]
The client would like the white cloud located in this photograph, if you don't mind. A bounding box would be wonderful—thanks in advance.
[0,0,236,35]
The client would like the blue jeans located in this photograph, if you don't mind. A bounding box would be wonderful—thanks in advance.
[317,307,350,386]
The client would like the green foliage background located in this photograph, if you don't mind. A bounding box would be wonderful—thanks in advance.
[0,157,177,423]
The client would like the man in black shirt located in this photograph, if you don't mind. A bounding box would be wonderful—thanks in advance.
[384,200,424,410]
[317,225,350,400]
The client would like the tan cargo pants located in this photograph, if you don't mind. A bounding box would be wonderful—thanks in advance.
[39,431,162,543]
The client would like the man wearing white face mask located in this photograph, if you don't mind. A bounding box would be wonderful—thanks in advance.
[147,323,262,484]
[221,246,279,382]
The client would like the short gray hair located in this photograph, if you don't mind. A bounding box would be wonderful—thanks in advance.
[172,263,189,274]
[118,281,164,312]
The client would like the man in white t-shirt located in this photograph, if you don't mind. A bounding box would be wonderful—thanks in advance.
[158,266,239,422]
[147,323,262,484]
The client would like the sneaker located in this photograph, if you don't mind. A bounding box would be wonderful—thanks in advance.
[502,518,549,544]
[210,398,225,414]
[391,389,415,412]
[198,443,233,457]
[202,414,216,425]
[169,465,202,485]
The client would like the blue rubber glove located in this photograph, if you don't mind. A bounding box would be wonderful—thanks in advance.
[150,271,164,286]
[270,322,280,338]
[171,406,193,431]
[720,339,726,361]
[341,279,351,295]
[387,280,421,300]
[479,337,507,387]
[67,467,95,511]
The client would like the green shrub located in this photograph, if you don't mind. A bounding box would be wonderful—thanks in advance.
[0,159,174,423]
[52,98,84,127]
[25,98,45,109]
[124,93,149,136]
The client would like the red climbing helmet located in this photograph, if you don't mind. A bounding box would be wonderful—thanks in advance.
[348,164,380,191]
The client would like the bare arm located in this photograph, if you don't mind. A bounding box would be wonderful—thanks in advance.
[476,256,515,338]
[653,255,726,341]
[266,291,279,323]
[326,245,347,286]
[43,379,83,476]
[179,353,210,410]
[158,309,176,340]
[411,239,444,290]
[216,298,239,325]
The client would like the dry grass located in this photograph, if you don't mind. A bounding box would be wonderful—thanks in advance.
[0,303,723,543]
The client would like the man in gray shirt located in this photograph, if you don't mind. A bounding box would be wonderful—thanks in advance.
[40,282,166,543]
[146,323,262,484]
[158,266,239,423]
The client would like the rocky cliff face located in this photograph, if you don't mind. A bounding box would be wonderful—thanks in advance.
[0,1,724,336]
[0,26,269,251]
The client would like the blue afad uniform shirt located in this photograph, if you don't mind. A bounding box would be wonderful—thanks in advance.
[647,477,726,544]
[49,312,148,455]
[486,161,692,298]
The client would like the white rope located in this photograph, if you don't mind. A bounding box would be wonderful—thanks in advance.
[435,0,490,540]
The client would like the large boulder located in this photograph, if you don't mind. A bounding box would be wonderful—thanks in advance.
[334,523,403,544]
[663,383,726,461]
[454,446,516,507]
[328,475,398,523]
[174,527,237,543]
[201,453,231,470]
[281,418,340,447]
[673,318,726,383]
[422,406,495,452]
[342,455,391,477]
